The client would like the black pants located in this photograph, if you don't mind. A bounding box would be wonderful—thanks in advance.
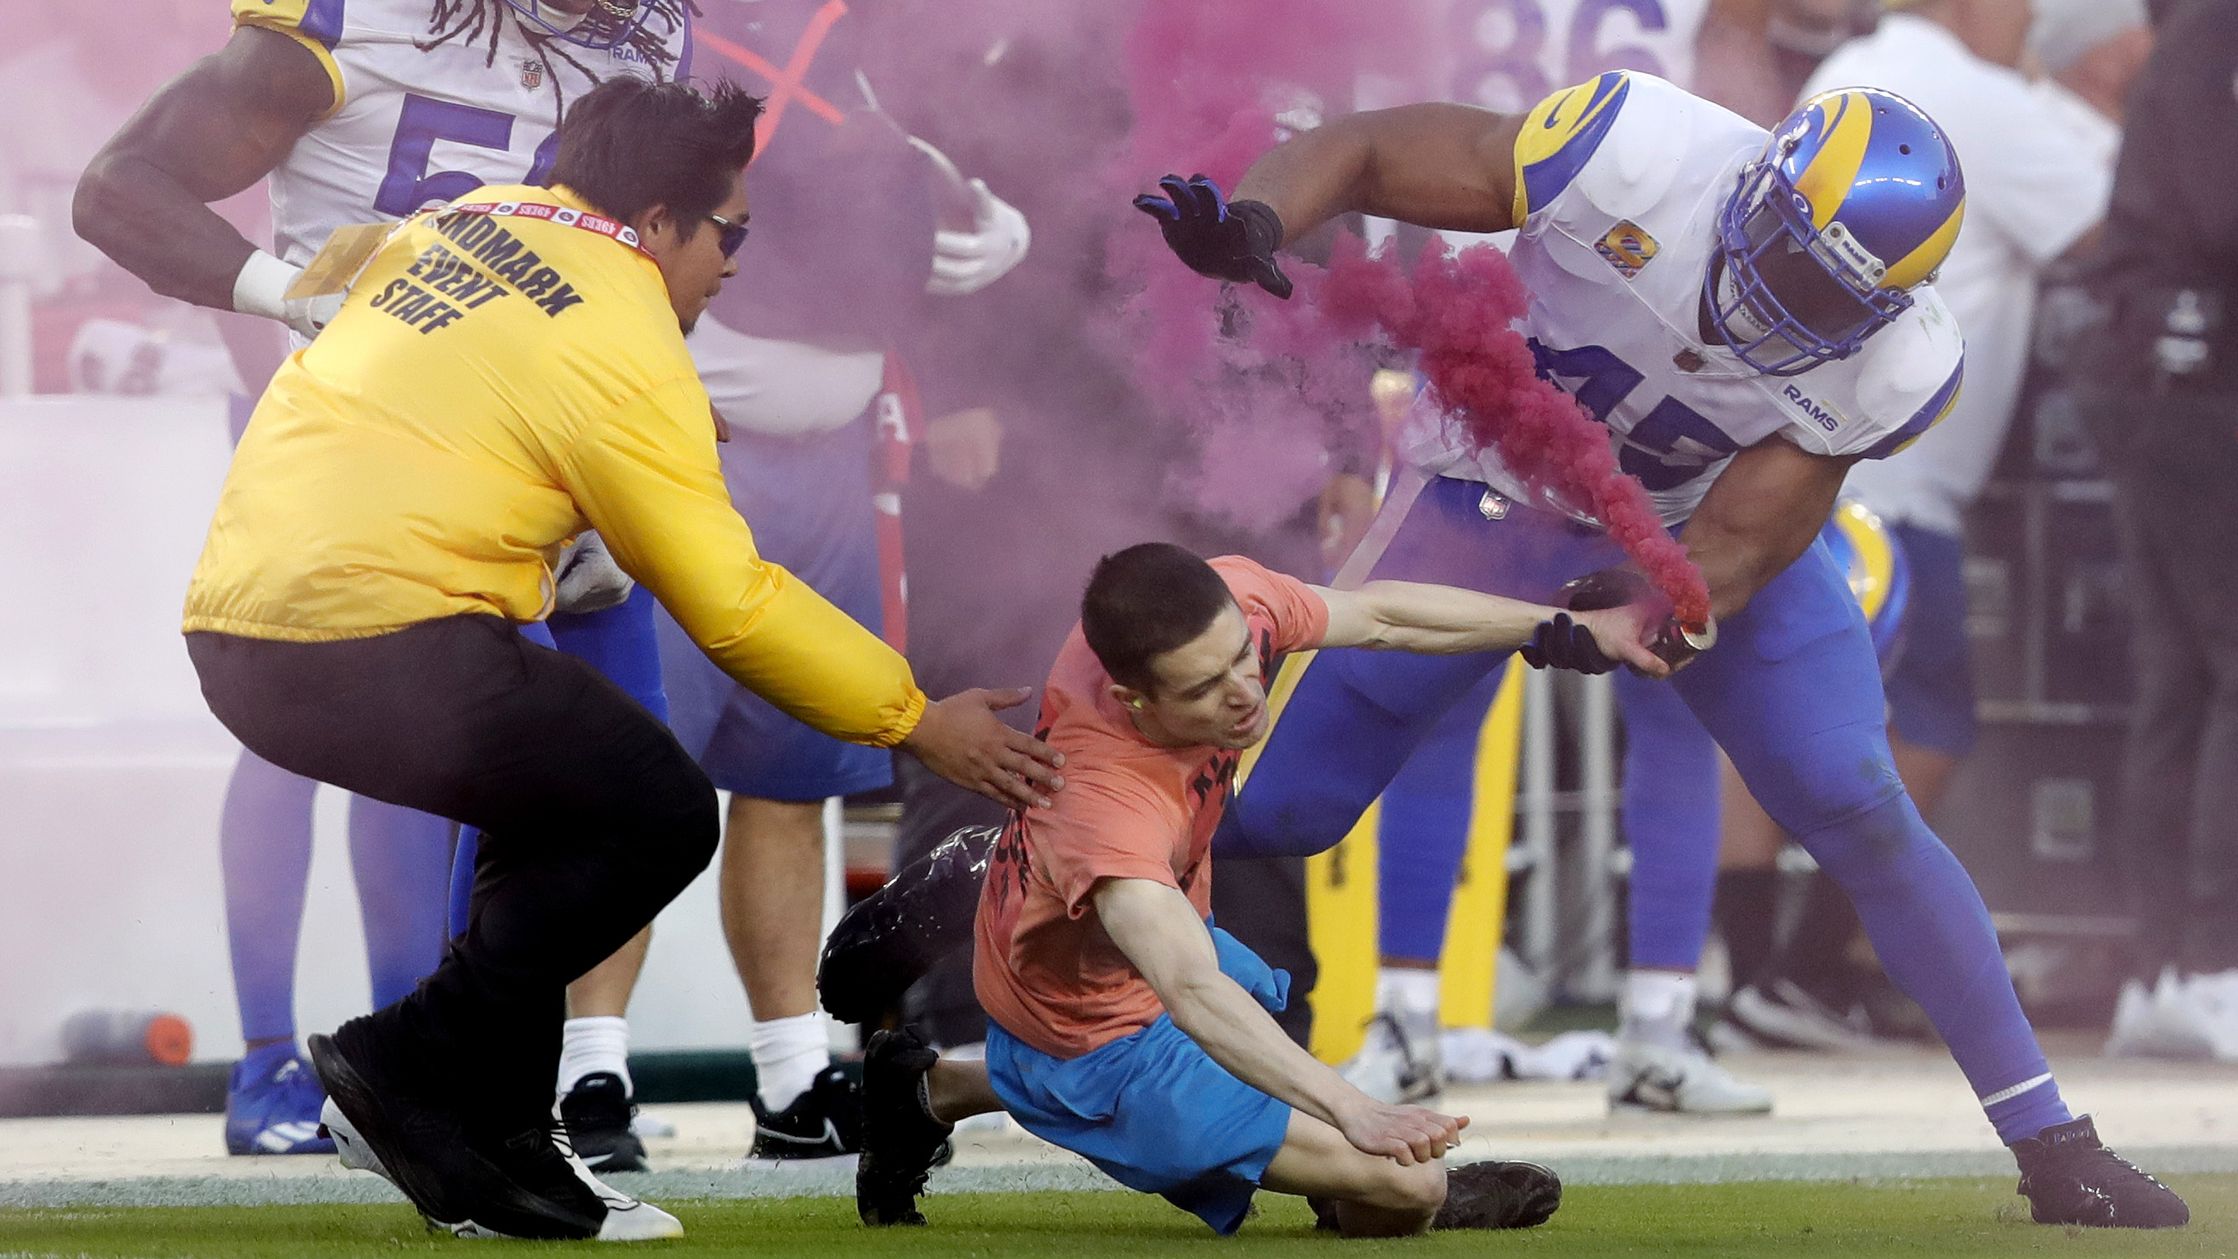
[188,616,718,1127]
[2093,383,2238,976]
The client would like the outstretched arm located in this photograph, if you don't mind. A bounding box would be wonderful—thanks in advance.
[75,25,334,312]
[1096,877,1464,1166]
[1233,104,1524,244]
[1313,581,1667,676]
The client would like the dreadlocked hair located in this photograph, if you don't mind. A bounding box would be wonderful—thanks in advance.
[419,0,699,119]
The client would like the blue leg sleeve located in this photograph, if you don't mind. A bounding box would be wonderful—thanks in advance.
[548,586,671,723]
[220,749,318,1043]
[1374,668,1510,962]
[1675,540,2068,1142]
[1614,670,1721,972]
[348,797,456,1009]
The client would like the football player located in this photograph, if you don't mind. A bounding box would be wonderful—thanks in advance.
[1137,71,2187,1227]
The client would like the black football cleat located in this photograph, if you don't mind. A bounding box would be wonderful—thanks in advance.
[1432,1159,1563,1230]
[856,1028,955,1226]
[2011,1115,2188,1228]
[818,825,997,1024]
[559,1072,649,1173]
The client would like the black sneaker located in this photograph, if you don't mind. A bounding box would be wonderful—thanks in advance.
[2011,1115,2188,1228]
[306,1025,488,1230]
[1432,1160,1563,1230]
[857,1029,955,1226]
[453,1121,681,1241]
[560,1072,648,1173]
[746,1064,864,1165]
[818,825,997,1024]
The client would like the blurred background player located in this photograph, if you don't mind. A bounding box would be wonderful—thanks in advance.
[1714,0,2126,1053]
[516,0,1033,1169]
[1144,64,2184,1225]
[2080,0,2238,1061]
[857,543,1659,1235]
[75,0,693,1156]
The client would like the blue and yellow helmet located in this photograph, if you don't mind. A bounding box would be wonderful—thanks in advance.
[501,0,650,50]
[1708,88,1965,377]
[1819,500,1911,664]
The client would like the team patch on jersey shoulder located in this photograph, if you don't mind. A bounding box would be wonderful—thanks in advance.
[1593,221,1658,279]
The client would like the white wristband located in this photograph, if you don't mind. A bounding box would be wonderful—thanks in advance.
[232,249,304,324]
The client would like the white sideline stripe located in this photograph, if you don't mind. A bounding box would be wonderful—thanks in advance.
[1979,1073,2054,1109]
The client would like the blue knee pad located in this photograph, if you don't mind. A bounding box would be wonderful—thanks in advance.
[1614,670,1720,972]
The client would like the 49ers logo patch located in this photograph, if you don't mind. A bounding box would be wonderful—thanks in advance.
[1595,221,1658,279]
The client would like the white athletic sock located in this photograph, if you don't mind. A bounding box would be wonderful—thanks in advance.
[1621,970,1698,1052]
[1379,967,1442,1020]
[750,1013,830,1113]
[557,1015,632,1096]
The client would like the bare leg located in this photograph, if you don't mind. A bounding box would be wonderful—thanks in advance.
[1259,1112,1446,1238]
[568,926,651,1017]
[924,1059,1004,1125]
[720,796,826,1021]
[1717,751,1786,870]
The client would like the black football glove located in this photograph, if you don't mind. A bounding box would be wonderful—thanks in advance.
[1131,173,1293,298]
[1519,612,1621,675]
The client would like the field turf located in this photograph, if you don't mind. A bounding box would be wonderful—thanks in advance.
[2,1173,2230,1258]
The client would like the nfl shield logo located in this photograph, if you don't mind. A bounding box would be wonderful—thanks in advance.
[520,59,545,90]
[1594,221,1659,279]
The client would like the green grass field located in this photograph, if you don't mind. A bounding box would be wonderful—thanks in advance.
[3,1174,2230,1258]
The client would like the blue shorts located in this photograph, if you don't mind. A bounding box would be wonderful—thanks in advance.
[657,419,892,800]
[1881,523,1976,757]
[985,928,1294,1235]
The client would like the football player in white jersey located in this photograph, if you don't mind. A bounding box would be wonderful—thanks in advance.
[1137,71,2188,1228]
[75,0,689,1159]
[1342,0,1805,1117]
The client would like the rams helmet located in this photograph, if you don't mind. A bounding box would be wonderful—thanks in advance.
[1708,88,1965,377]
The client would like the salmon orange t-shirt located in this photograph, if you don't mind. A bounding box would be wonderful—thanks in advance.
[971,556,1330,1059]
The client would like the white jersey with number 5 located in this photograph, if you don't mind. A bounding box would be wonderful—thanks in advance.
[1402,71,1965,526]
[1446,0,1710,107]
[231,0,691,271]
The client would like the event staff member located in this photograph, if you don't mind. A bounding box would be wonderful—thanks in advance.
[180,78,1061,1242]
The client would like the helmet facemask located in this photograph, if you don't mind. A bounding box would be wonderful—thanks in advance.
[1706,159,1915,378]
[501,0,649,50]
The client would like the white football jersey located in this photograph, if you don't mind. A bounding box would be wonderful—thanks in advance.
[1445,0,1711,108]
[1403,71,1965,526]
[232,0,691,269]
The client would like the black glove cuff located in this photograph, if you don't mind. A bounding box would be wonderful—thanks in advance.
[1226,199,1286,257]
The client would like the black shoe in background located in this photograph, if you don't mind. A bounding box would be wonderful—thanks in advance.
[560,1072,649,1173]
[746,1064,865,1164]
[857,1028,955,1226]
[2011,1115,2188,1228]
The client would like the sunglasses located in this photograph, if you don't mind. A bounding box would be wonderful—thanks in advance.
[706,211,749,258]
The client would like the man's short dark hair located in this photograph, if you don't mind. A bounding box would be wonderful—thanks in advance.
[549,78,764,237]
[1081,543,1237,693]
